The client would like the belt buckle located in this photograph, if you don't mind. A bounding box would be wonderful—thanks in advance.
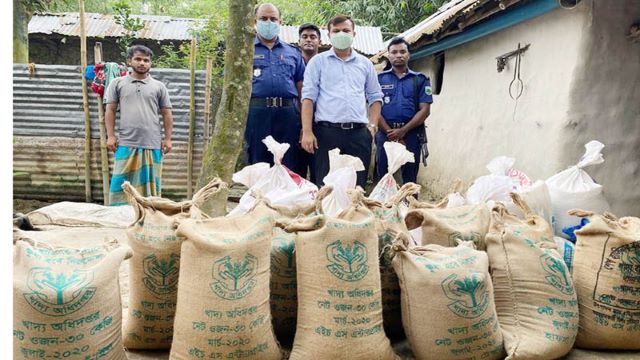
[267,97,282,108]
[340,122,354,130]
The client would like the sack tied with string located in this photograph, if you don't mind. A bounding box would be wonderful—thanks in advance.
[485,194,578,360]
[364,183,421,340]
[170,209,281,360]
[392,233,504,360]
[570,210,640,350]
[281,190,398,360]
[14,239,131,360]
[122,179,226,350]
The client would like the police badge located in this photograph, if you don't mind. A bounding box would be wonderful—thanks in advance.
[254,68,261,77]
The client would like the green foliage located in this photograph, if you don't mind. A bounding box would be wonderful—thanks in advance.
[320,0,448,36]
[112,0,145,61]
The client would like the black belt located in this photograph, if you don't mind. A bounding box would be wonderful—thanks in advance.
[250,97,296,108]
[316,121,366,129]
[388,122,407,129]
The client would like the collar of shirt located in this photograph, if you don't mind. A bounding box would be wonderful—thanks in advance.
[380,67,419,78]
[328,47,357,62]
[127,74,151,83]
[255,35,282,48]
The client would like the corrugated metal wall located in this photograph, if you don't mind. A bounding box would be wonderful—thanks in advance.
[13,64,210,202]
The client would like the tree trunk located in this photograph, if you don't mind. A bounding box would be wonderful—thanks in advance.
[196,0,256,216]
[13,0,30,63]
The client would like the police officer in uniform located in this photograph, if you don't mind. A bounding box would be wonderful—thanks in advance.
[246,3,306,173]
[376,37,433,184]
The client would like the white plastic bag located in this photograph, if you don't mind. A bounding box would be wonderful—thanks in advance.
[466,156,550,220]
[466,156,521,205]
[228,136,318,216]
[321,148,364,217]
[369,142,415,203]
[546,140,610,238]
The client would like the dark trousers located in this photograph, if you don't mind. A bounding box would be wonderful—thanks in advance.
[375,127,421,183]
[298,150,316,183]
[244,104,306,176]
[313,124,372,188]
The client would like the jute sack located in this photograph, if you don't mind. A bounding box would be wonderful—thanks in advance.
[122,179,226,350]
[391,233,504,360]
[486,193,578,359]
[170,209,281,360]
[13,239,131,360]
[569,210,640,350]
[405,202,490,250]
[405,195,449,246]
[282,188,398,360]
[245,189,329,345]
[363,183,421,340]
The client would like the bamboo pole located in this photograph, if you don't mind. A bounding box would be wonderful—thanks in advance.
[187,38,197,199]
[79,0,92,203]
[94,42,110,205]
[203,56,214,153]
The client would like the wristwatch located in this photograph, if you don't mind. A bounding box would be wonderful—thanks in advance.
[367,124,378,130]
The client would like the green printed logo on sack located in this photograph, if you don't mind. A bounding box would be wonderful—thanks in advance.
[272,236,296,278]
[326,240,369,282]
[24,267,96,316]
[143,253,180,296]
[540,252,574,295]
[210,254,257,300]
[442,271,489,319]
[448,231,482,247]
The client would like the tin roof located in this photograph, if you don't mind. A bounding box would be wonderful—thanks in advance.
[29,12,204,41]
[279,25,385,56]
[370,0,524,63]
[29,13,385,55]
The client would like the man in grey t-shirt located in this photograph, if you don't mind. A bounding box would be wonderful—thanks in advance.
[105,45,173,205]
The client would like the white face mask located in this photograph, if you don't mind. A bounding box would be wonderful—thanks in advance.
[330,32,354,50]
[256,20,280,40]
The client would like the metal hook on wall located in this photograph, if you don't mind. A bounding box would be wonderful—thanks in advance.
[509,43,524,100]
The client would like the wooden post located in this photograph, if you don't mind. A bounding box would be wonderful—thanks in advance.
[79,0,92,203]
[94,42,110,205]
[203,56,214,152]
[187,38,197,199]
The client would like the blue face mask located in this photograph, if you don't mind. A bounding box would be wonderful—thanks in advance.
[256,20,280,40]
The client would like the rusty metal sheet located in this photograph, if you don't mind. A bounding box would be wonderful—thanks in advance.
[13,136,204,202]
[13,64,209,142]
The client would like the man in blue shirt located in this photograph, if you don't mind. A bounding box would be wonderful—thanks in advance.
[246,3,306,173]
[376,37,433,184]
[300,15,383,188]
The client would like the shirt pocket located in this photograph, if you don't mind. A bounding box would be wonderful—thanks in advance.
[279,57,297,79]
[252,59,268,83]
[381,87,396,105]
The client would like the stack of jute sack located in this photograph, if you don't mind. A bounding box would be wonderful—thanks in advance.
[14,137,640,359]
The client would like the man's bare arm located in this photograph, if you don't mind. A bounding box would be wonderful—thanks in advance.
[300,99,317,154]
[161,107,173,154]
[105,103,118,151]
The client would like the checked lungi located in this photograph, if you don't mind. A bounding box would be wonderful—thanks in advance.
[109,146,163,206]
